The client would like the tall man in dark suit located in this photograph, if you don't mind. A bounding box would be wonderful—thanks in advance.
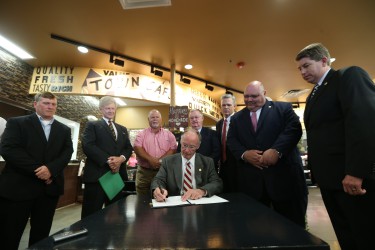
[216,94,237,192]
[0,92,73,249]
[227,81,307,228]
[152,128,223,201]
[296,43,375,250]
[81,96,133,218]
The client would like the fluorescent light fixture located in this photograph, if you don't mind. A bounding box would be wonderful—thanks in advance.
[119,0,171,10]
[184,64,193,70]
[78,46,88,53]
[0,34,34,59]
[115,98,127,107]
[87,115,98,121]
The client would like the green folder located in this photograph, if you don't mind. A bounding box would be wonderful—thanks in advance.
[99,171,125,200]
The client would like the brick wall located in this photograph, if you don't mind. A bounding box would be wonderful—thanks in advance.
[0,48,101,160]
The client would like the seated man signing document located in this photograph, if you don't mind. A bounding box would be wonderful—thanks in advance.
[151,128,223,202]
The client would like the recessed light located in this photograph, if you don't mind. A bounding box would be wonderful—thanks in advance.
[78,46,88,53]
[184,64,193,70]
[330,58,336,63]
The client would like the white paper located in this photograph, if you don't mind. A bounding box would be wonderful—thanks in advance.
[151,195,228,208]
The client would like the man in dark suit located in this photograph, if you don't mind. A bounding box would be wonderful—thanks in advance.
[81,96,133,218]
[216,94,237,192]
[296,43,375,250]
[0,92,73,249]
[177,109,220,171]
[227,81,307,228]
[152,128,223,201]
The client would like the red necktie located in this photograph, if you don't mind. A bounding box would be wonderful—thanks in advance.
[221,119,227,162]
[183,162,193,193]
[251,112,257,132]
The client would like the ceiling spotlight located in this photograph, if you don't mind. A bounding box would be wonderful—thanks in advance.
[151,66,163,77]
[180,74,191,84]
[77,46,88,53]
[184,64,193,70]
[110,54,125,67]
[225,89,233,95]
[205,83,214,91]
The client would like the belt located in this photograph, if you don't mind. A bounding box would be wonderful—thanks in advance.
[139,166,159,171]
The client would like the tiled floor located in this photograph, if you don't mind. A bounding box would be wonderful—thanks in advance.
[19,187,340,250]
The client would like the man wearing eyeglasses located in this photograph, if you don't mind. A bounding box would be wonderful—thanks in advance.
[151,128,223,201]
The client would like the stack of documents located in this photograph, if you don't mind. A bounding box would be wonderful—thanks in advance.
[151,195,228,208]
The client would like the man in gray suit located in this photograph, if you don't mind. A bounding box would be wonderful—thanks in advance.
[152,128,222,202]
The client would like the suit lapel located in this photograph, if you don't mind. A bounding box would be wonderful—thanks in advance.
[194,154,203,185]
[101,119,117,142]
[30,114,48,144]
[305,69,335,124]
[172,154,183,192]
[257,100,272,132]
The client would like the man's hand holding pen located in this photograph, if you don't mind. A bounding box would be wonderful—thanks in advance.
[153,186,168,202]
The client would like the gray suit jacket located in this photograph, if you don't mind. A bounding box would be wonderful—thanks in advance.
[151,153,223,197]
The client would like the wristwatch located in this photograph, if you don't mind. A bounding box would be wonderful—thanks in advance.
[275,150,282,159]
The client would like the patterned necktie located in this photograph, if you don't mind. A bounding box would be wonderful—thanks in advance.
[108,120,117,140]
[251,112,257,132]
[183,161,193,193]
[221,119,227,162]
[310,84,320,98]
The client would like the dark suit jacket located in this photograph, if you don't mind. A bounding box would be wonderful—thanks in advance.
[151,153,223,197]
[177,127,220,168]
[304,67,375,190]
[227,101,307,200]
[216,117,236,164]
[0,113,73,200]
[82,118,133,183]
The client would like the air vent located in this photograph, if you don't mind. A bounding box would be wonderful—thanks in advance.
[281,89,310,98]
[119,0,171,10]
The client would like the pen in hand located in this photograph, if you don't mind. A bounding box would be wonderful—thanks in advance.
[158,184,166,202]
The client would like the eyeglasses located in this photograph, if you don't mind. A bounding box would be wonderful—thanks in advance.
[181,144,198,150]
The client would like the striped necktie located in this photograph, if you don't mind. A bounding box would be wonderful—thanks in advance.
[251,112,257,132]
[108,120,117,140]
[183,161,193,193]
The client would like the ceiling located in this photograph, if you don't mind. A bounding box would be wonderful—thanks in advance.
[1,0,374,106]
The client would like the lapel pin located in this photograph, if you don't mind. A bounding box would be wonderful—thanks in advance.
[324,82,328,86]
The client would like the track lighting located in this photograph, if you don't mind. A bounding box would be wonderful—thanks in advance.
[151,66,163,77]
[225,89,233,95]
[110,54,125,67]
[180,74,191,84]
[205,83,214,91]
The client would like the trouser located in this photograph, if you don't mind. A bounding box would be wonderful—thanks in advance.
[0,194,58,250]
[320,188,375,250]
[135,166,159,195]
[81,182,124,219]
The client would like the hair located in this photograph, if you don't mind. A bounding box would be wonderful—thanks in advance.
[221,93,236,106]
[148,109,162,119]
[295,43,331,66]
[34,92,56,102]
[181,127,202,144]
[99,96,117,109]
[189,109,203,117]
